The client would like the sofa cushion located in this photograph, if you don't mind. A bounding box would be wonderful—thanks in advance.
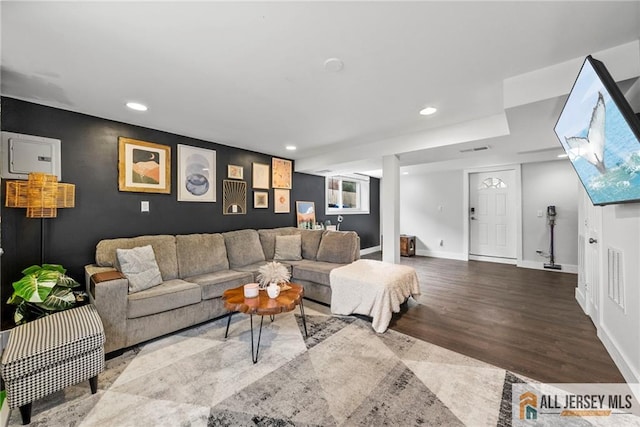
[184,270,253,300]
[233,261,271,282]
[127,279,201,319]
[316,231,358,264]
[176,233,229,277]
[223,229,266,268]
[274,234,302,261]
[116,245,163,293]
[292,260,345,286]
[300,229,323,260]
[258,227,299,260]
[96,235,179,280]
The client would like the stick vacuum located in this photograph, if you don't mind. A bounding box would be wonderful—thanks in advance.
[544,205,562,270]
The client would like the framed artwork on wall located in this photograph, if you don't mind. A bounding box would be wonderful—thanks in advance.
[223,179,246,214]
[296,201,316,229]
[272,157,292,189]
[227,164,243,180]
[274,188,290,213]
[177,144,216,202]
[118,137,170,194]
[252,162,270,189]
[254,191,268,209]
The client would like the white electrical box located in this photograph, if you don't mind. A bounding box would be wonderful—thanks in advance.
[1,132,62,180]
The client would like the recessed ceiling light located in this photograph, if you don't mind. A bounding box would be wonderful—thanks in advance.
[402,172,409,175]
[286,145,297,151]
[557,153,569,158]
[419,106,437,116]
[126,102,148,111]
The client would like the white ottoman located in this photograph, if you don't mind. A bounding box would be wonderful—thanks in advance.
[329,259,420,333]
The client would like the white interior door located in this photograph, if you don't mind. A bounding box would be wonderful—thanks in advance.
[584,198,601,324]
[469,170,517,261]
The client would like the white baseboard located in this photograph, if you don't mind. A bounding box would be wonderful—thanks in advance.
[469,255,516,265]
[518,260,578,274]
[575,287,588,314]
[598,324,640,385]
[360,246,381,256]
[416,249,467,261]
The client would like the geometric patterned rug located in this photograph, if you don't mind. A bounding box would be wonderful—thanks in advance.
[8,307,529,426]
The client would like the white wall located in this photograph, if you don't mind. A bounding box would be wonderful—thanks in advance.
[520,160,580,270]
[400,160,579,269]
[594,202,640,383]
[400,170,465,259]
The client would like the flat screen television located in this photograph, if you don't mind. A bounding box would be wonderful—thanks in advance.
[554,55,640,206]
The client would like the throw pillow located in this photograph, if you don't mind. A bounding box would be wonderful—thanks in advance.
[116,245,163,293]
[316,231,357,264]
[274,234,302,261]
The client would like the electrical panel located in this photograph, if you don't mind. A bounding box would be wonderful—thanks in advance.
[1,132,61,180]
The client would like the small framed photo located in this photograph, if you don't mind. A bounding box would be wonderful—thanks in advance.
[227,164,243,180]
[118,137,171,194]
[272,157,292,189]
[254,191,268,209]
[296,201,316,229]
[223,180,246,215]
[252,162,270,189]
[274,189,290,213]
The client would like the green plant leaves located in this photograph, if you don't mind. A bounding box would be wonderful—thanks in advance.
[56,274,80,288]
[12,272,57,303]
[7,264,81,325]
[38,287,76,311]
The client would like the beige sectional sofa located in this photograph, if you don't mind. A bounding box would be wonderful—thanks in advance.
[85,227,360,353]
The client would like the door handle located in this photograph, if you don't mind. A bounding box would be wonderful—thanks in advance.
[589,238,598,244]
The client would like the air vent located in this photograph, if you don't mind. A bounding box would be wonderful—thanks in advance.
[459,146,490,153]
[607,247,625,311]
[316,169,332,174]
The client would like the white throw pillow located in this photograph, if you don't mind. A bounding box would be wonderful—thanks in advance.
[273,234,302,261]
[116,245,163,293]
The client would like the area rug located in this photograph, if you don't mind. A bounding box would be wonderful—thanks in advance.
[8,307,526,426]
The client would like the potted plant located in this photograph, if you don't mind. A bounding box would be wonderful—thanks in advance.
[257,261,291,289]
[6,264,86,325]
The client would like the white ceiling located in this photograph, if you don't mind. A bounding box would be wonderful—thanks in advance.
[2,1,640,177]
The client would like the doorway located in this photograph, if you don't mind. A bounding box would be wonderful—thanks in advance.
[467,169,518,263]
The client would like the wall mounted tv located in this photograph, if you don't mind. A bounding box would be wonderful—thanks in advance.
[554,55,640,206]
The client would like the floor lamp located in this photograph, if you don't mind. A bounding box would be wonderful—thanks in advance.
[5,172,75,265]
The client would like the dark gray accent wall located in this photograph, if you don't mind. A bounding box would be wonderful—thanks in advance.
[0,97,380,329]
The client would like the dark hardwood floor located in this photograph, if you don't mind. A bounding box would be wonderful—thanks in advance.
[363,253,625,384]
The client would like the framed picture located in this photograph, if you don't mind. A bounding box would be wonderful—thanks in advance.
[296,201,316,229]
[252,162,270,189]
[118,137,170,194]
[274,189,290,213]
[227,164,243,180]
[272,157,292,189]
[223,179,246,214]
[177,144,216,202]
[254,191,268,209]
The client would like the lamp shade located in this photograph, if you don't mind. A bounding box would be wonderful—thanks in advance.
[5,172,75,218]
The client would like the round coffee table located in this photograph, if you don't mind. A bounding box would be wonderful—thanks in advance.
[222,283,308,363]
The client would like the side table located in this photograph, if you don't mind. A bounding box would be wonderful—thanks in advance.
[222,283,308,363]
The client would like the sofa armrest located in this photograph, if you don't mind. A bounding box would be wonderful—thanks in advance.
[85,264,129,353]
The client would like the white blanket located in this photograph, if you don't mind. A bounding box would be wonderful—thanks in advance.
[330,259,421,333]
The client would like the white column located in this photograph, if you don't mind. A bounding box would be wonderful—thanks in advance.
[382,154,400,264]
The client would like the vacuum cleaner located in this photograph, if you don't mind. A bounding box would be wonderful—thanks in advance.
[544,205,562,270]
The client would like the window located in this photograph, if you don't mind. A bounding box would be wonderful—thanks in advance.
[326,174,370,215]
[479,177,507,189]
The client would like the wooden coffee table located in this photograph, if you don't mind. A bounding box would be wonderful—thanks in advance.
[222,283,308,363]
